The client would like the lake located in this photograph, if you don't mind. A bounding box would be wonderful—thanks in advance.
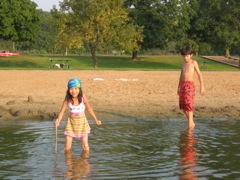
[0,118,240,179]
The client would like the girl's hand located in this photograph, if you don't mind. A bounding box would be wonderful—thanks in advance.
[54,119,60,127]
[95,119,102,125]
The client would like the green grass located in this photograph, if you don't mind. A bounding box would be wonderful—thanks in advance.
[0,54,239,71]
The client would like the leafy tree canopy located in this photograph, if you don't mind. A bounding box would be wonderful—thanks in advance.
[189,0,240,55]
[0,0,40,50]
[54,0,143,68]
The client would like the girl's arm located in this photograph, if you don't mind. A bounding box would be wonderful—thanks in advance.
[194,61,205,95]
[55,100,68,127]
[84,96,102,125]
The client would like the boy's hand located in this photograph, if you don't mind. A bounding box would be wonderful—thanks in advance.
[200,87,205,95]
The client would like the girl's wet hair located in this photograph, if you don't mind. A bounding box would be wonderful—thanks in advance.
[181,46,193,56]
[65,88,83,104]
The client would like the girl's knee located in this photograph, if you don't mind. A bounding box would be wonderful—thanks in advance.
[82,144,89,151]
[65,136,72,151]
[81,135,89,150]
[82,141,89,151]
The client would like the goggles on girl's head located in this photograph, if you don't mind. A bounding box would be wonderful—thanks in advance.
[68,78,82,88]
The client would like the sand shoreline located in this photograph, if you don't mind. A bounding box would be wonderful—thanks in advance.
[0,70,239,121]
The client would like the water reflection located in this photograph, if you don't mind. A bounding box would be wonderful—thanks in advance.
[1,119,240,179]
[179,128,198,180]
[64,150,91,179]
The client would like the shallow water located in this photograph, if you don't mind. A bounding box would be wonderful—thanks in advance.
[0,118,240,179]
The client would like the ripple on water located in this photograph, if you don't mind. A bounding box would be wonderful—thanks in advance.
[0,118,240,179]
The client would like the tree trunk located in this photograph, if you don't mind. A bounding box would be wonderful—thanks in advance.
[225,47,230,57]
[12,42,15,52]
[89,42,98,69]
[65,47,68,56]
[132,50,138,60]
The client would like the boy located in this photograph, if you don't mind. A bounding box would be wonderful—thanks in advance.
[177,46,205,129]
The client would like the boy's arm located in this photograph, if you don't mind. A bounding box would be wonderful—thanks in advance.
[194,61,205,95]
[84,96,102,125]
[177,66,183,95]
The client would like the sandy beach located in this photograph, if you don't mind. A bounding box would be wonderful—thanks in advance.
[0,70,239,121]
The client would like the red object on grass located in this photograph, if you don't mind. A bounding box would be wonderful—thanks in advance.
[0,50,20,56]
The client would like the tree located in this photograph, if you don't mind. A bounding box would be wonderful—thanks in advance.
[56,0,142,68]
[124,0,198,57]
[52,7,83,55]
[34,10,59,53]
[172,0,198,51]
[190,0,240,56]
[0,0,40,51]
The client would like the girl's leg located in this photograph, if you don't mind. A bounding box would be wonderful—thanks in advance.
[65,150,73,166]
[64,136,73,151]
[81,135,89,151]
[81,149,90,159]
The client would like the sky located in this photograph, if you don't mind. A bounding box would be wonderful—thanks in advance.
[32,0,60,11]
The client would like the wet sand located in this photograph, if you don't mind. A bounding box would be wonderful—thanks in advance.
[0,70,239,121]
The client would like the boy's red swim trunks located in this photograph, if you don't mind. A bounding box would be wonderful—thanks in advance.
[179,81,195,112]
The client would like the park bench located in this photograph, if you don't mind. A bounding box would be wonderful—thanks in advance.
[49,59,71,69]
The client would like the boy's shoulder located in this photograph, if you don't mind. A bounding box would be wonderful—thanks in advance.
[190,59,198,65]
[181,59,196,65]
[192,59,199,65]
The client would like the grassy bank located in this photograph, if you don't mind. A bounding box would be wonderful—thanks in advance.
[0,54,239,71]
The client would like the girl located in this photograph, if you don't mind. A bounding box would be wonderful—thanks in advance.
[55,78,101,151]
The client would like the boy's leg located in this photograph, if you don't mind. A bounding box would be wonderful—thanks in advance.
[184,111,195,128]
[64,136,73,151]
[81,135,90,151]
[183,111,189,118]
[188,111,195,128]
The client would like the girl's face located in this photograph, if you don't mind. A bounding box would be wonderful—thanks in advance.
[69,87,80,98]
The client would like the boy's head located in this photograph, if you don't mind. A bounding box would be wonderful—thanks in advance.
[181,46,193,56]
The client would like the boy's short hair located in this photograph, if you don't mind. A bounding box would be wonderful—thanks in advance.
[181,46,193,56]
